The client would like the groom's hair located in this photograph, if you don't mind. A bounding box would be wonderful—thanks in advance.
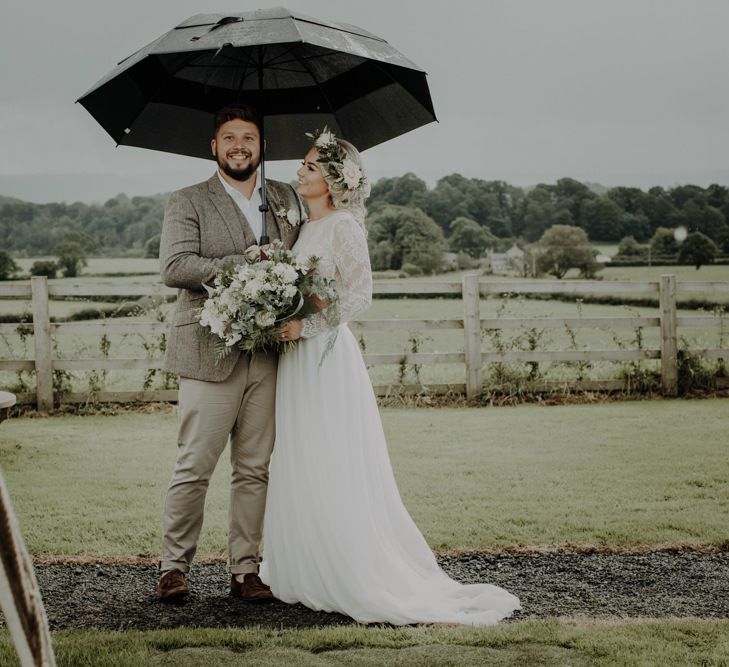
[213,104,262,136]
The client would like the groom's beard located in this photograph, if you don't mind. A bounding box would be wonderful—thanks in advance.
[217,153,261,182]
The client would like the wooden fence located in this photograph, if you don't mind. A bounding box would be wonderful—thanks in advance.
[1,275,728,409]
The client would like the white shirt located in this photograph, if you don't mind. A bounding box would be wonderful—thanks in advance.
[217,169,264,241]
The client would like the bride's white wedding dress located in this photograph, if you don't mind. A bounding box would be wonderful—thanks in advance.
[260,210,520,625]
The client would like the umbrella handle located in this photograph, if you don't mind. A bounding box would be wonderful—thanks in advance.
[258,113,269,246]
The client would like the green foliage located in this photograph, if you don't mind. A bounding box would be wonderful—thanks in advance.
[3,178,729,264]
[144,233,161,258]
[53,229,99,277]
[717,226,729,254]
[368,174,520,238]
[513,185,561,241]
[399,262,422,276]
[55,242,87,277]
[29,260,58,278]
[0,193,166,256]
[454,251,481,270]
[367,172,428,209]
[0,250,19,280]
[677,342,717,393]
[367,205,446,274]
[448,216,496,258]
[580,196,624,241]
[535,225,602,279]
[616,235,648,258]
[678,231,719,270]
[650,227,679,257]
[370,239,394,271]
[682,198,728,239]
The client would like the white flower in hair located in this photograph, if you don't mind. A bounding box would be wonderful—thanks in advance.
[315,131,336,148]
[341,158,362,189]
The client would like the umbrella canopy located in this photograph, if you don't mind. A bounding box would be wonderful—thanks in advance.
[77,6,437,161]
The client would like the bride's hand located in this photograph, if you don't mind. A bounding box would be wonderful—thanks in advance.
[308,294,329,311]
[278,319,303,342]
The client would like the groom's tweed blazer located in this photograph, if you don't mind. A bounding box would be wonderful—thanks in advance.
[160,173,302,382]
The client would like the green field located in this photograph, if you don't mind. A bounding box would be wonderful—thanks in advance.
[2,400,727,555]
[2,400,728,665]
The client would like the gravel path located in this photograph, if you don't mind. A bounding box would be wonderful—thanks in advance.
[14,551,729,630]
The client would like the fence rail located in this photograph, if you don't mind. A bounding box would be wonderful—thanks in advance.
[1,275,728,409]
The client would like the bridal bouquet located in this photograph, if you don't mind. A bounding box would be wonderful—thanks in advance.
[199,241,335,357]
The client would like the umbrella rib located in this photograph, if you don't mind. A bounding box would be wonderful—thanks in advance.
[285,46,338,118]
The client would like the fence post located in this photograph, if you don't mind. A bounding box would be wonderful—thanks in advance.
[31,277,53,412]
[659,274,678,396]
[462,273,482,399]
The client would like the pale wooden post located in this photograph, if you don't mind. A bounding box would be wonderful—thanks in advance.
[659,274,678,396]
[31,277,53,412]
[0,392,57,666]
[462,273,482,399]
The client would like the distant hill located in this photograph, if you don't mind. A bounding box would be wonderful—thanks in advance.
[0,172,200,204]
[583,181,609,195]
[0,194,24,205]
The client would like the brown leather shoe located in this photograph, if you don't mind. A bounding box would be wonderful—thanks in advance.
[156,569,189,602]
[230,573,275,602]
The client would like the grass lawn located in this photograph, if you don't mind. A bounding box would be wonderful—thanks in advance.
[2,620,729,666]
[0,399,727,555]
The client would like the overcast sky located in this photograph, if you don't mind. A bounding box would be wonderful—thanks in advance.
[1,0,728,202]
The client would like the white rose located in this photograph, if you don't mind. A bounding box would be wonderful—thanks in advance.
[225,332,242,346]
[341,158,362,189]
[220,290,238,310]
[255,311,276,328]
[272,263,298,283]
[315,131,335,147]
[243,280,262,299]
[201,309,226,337]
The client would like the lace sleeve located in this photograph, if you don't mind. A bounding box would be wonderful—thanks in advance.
[301,215,372,338]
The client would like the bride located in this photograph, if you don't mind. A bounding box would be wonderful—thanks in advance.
[259,129,520,625]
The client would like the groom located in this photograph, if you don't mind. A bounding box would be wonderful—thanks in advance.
[156,104,302,602]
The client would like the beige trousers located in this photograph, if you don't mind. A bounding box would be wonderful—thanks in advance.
[160,351,277,575]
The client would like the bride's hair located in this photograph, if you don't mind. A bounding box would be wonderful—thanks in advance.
[315,137,371,231]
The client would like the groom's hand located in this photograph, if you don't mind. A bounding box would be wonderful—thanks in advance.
[243,245,261,263]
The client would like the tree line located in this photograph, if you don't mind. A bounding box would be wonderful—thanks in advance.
[2,176,729,278]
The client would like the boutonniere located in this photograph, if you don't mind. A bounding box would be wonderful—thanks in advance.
[275,205,303,230]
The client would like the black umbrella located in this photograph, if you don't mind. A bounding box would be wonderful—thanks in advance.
[77,7,437,241]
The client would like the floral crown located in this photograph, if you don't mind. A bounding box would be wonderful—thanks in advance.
[305,127,369,194]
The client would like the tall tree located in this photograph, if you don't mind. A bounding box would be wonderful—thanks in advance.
[535,225,601,279]
[553,177,597,227]
[678,232,718,270]
[367,205,447,274]
[650,227,679,257]
[580,197,624,241]
[681,199,727,241]
[367,173,428,209]
[0,251,19,280]
[448,217,496,258]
